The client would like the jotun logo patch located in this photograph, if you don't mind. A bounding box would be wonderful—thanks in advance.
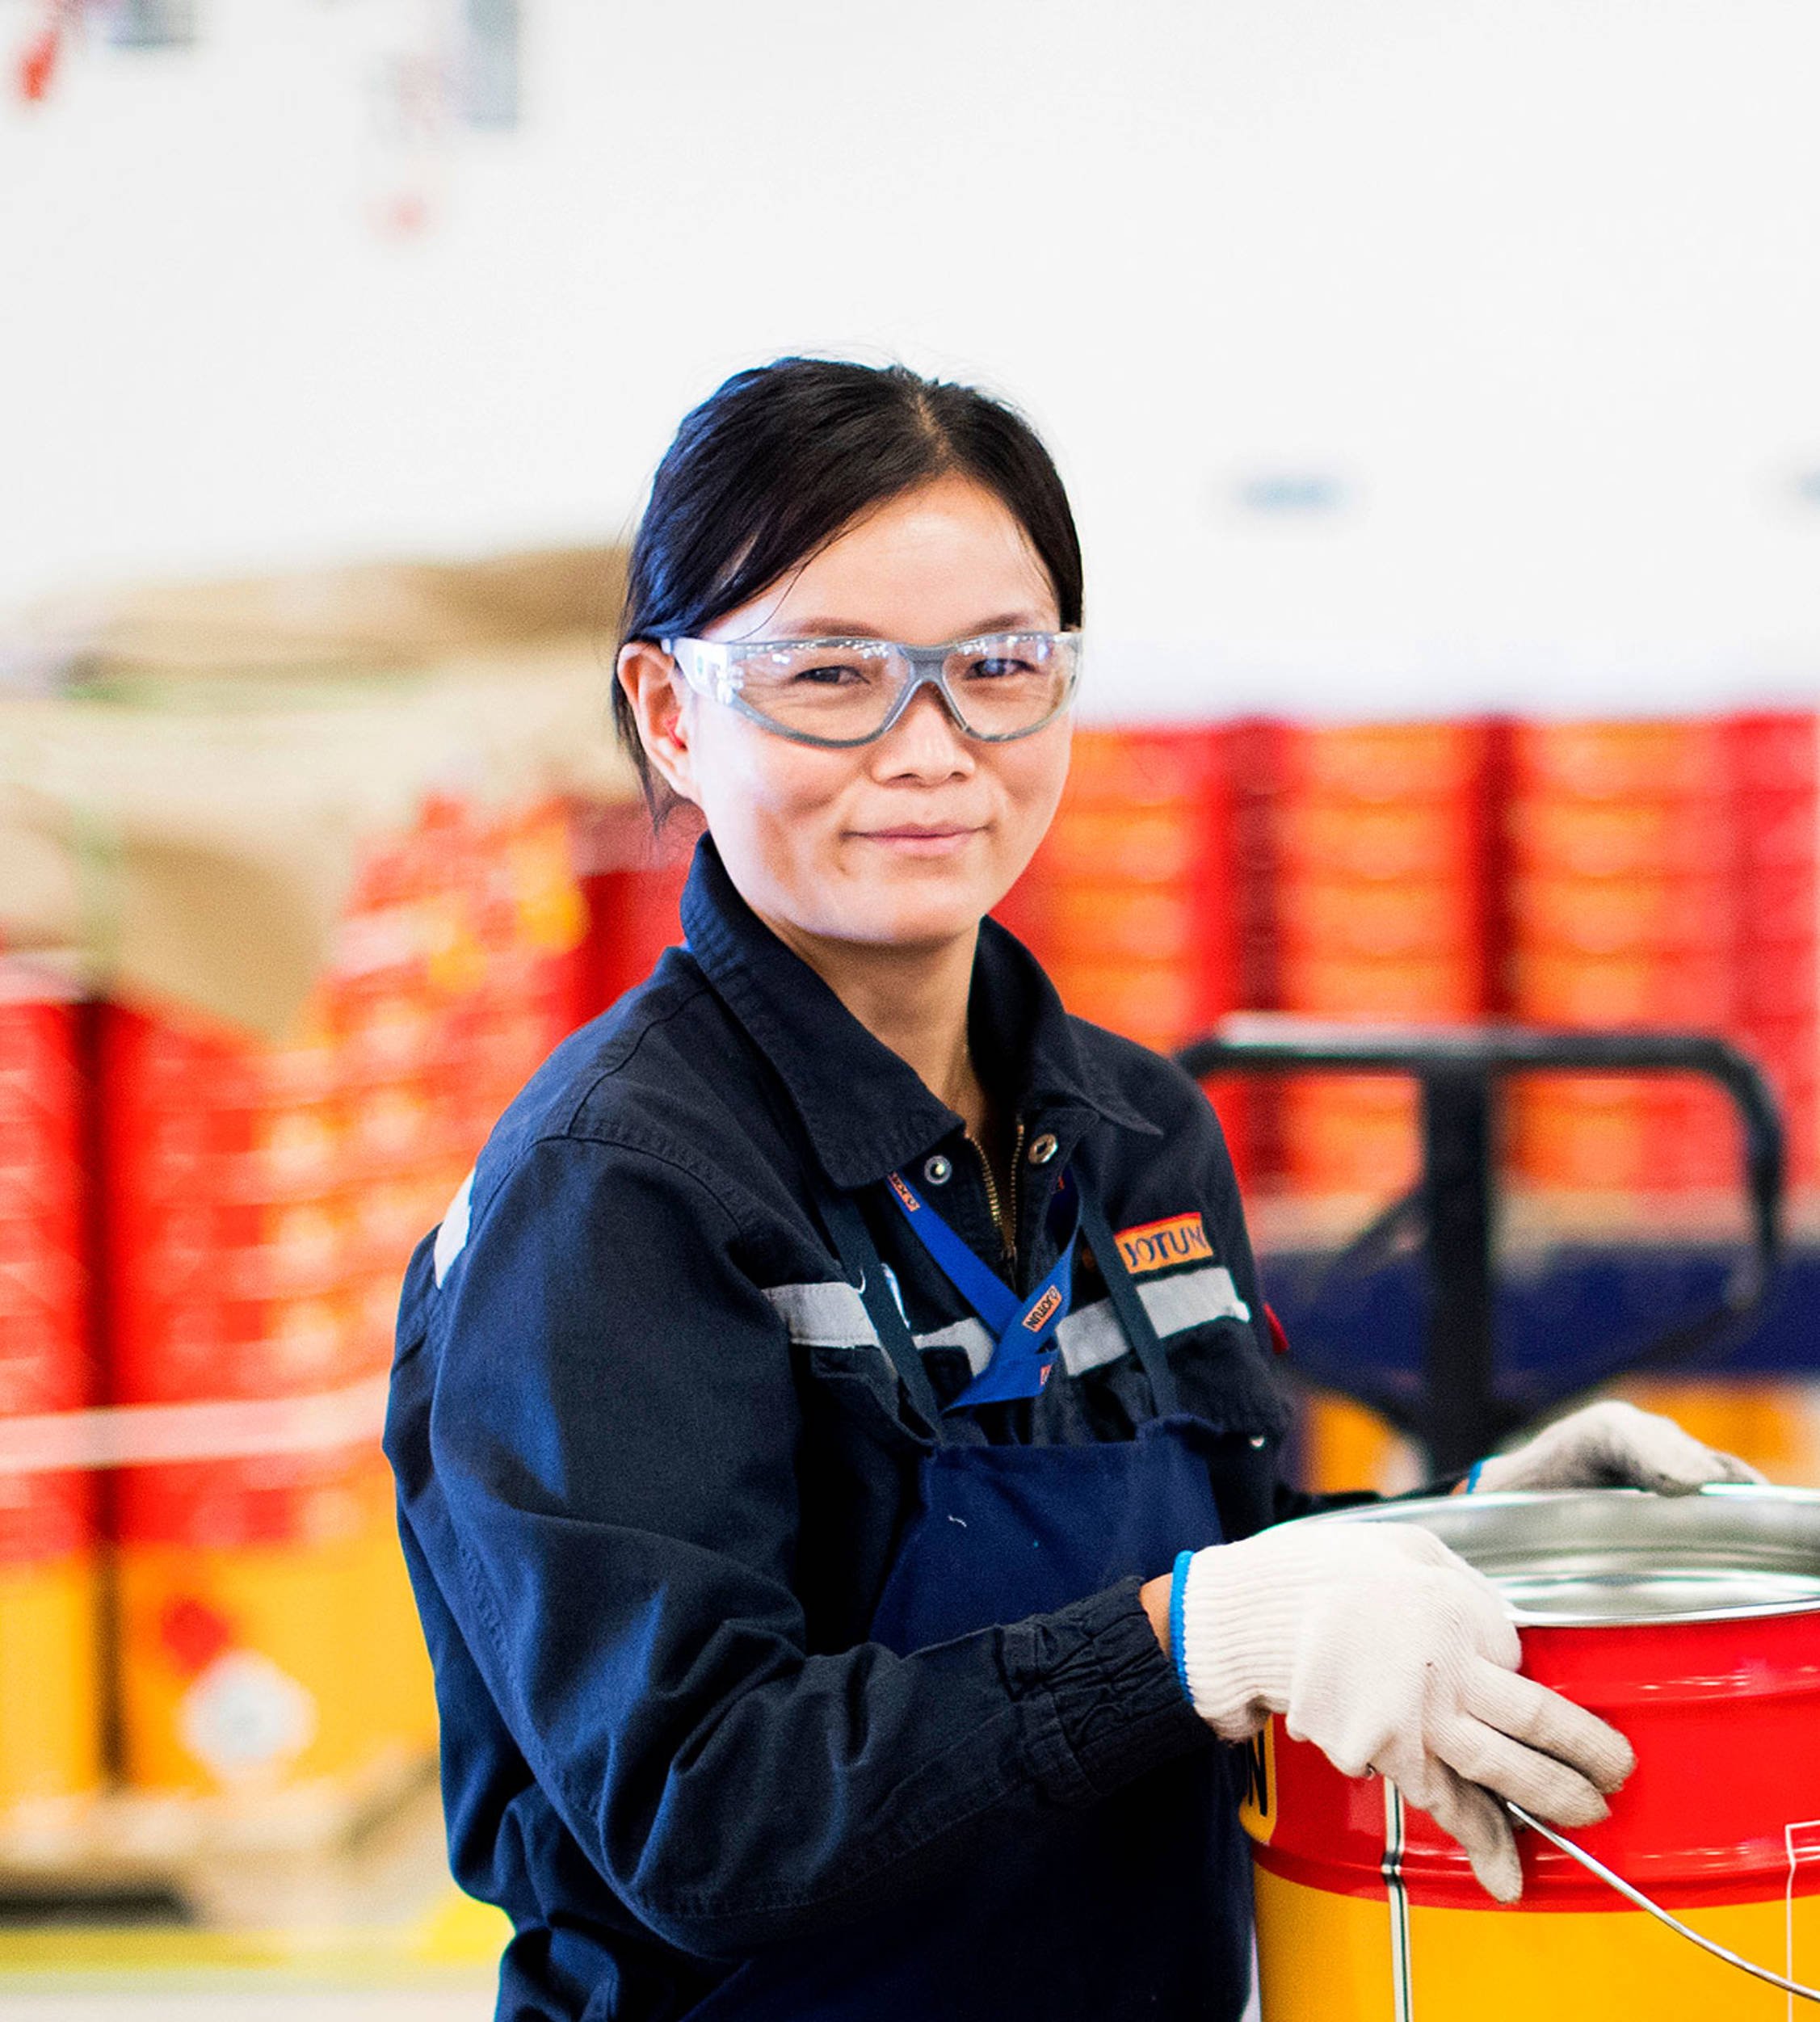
[1021,1284,1064,1332]
[1115,1212,1213,1276]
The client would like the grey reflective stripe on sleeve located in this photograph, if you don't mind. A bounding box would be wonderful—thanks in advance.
[1141,1264,1250,1336]
[1057,1265,1251,1377]
[763,1284,995,1372]
[433,1170,476,1287]
[763,1280,879,1347]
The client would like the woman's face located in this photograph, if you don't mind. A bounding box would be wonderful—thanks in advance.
[621,475,1073,953]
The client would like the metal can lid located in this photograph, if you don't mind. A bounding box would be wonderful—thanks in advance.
[1299,1484,1820,1626]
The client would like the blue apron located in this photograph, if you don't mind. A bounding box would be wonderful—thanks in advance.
[687,1176,1254,2021]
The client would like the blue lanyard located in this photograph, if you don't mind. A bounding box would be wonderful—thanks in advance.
[883,1166,1078,1408]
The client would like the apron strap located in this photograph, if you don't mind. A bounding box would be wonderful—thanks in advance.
[1075,1189,1184,1419]
[822,1170,1184,1434]
[818,1188,952,1444]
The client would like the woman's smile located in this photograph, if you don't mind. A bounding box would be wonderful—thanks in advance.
[849,822,988,855]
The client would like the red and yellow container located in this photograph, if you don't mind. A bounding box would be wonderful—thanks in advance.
[91,796,582,1799]
[112,1447,431,1795]
[99,985,435,1798]
[1244,1487,1820,2020]
[0,975,103,1818]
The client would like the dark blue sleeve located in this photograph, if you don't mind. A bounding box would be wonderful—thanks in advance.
[389,1133,1203,1960]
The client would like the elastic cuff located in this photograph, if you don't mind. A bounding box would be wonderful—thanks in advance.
[1168,1549,1194,1702]
[1001,1578,1206,1808]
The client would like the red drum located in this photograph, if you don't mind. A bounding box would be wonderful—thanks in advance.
[1243,1486,1820,2020]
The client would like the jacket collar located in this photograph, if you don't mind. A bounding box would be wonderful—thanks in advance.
[679,834,1161,1191]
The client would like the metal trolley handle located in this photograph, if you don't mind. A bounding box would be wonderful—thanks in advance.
[1506,1802,1820,2005]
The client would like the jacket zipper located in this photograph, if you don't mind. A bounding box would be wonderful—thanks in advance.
[967,1116,1023,1266]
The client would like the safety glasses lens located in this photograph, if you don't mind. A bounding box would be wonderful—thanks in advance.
[729,635,1074,741]
[942,636,1075,736]
[732,644,901,738]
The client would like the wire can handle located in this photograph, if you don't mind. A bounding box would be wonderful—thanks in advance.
[1506,1802,1820,2005]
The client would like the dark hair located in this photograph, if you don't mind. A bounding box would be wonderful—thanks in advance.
[613,356,1083,814]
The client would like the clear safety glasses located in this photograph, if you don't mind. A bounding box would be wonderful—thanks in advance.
[662,630,1083,749]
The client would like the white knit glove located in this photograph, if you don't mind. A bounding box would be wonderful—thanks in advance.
[1472,1399,1766,1495]
[1178,1522,1634,1902]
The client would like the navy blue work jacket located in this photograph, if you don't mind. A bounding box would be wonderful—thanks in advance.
[386,836,1329,2021]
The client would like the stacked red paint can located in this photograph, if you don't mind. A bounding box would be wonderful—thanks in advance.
[461,798,591,1137]
[1017,725,1236,1052]
[0,969,102,1820]
[1253,721,1492,1196]
[99,796,584,1799]
[573,803,702,1021]
[1727,713,1819,1189]
[1006,726,1247,1172]
[1506,721,1739,1192]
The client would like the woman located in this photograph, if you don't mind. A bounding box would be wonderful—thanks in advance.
[386,357,1760,2021]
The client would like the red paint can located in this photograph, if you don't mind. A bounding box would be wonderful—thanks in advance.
[1244,1486,1820,2020]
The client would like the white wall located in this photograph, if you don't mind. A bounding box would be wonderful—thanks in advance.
[5,0,1819,716]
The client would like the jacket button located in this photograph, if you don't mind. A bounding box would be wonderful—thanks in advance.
[923,1154,952,1186]
[1026,1133,1059,1167]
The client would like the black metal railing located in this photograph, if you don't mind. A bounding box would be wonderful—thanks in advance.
[1175,1017,1785,1474]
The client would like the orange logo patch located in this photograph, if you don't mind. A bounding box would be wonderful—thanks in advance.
[1022,1284,1064,1332]
[887,1172,920,1213]
[1115,1212,1213,1276]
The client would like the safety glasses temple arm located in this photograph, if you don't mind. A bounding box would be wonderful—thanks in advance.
[662,637,738,704]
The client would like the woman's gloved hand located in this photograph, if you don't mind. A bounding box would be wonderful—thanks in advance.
[1173,1522,1634,1902]
[1470,1399,1766,1495]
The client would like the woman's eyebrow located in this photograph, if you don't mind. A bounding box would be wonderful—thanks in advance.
[758,612,1053,641]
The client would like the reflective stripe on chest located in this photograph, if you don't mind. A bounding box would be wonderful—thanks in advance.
[764,1263,1251,1373]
